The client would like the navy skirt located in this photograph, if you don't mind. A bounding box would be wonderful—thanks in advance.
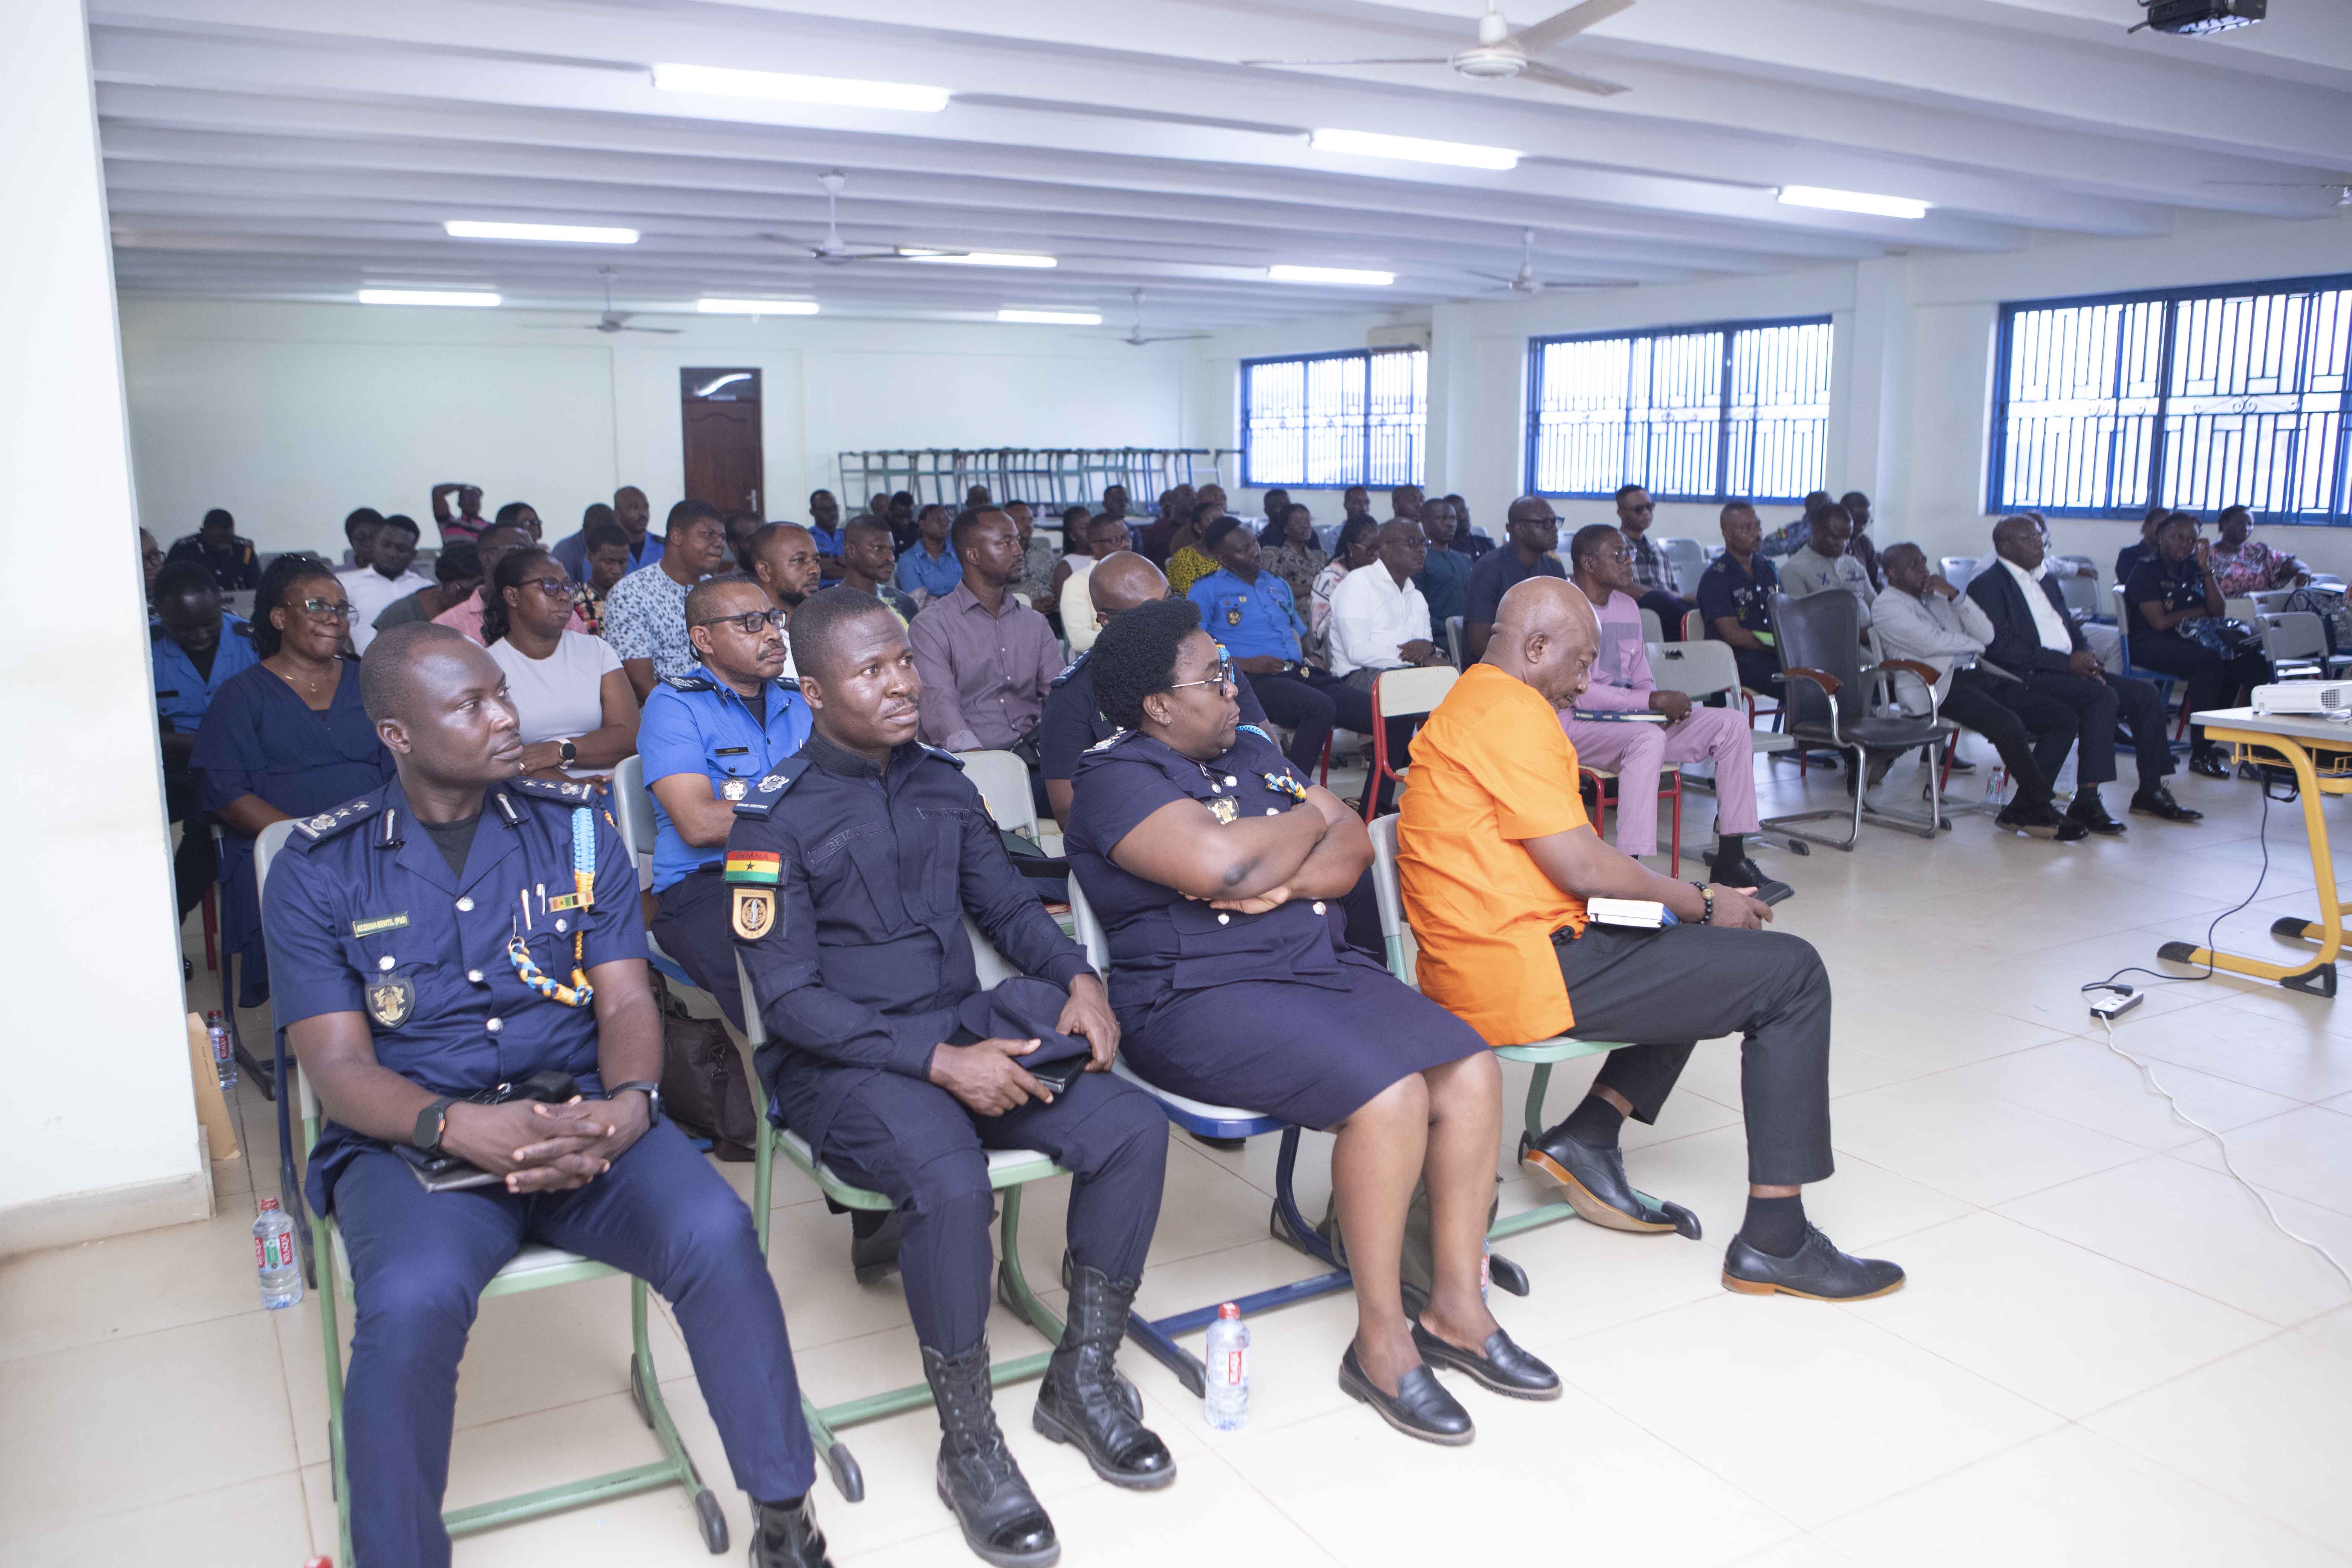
[1119,950,1487,1130]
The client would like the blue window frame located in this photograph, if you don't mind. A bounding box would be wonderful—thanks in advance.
[1990,273,2352,524]
[1524,316,1832,504]
[1241,348,1426,490]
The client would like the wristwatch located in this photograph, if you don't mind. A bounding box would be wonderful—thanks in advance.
[606,1080,663,1127]
[413,1095,459,1155]
[557,738,579,766]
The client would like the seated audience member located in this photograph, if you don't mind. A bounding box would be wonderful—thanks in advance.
[859,492,891,531]
[341,507,386,569]
[1057,503,1093,557]
[1464,497,1564,665]
[1046,551,1272,825]
[1136,487,1184,566]
[2209,504,2307,595]
[964,483,994,512]
[1327,521,1450,686]
[337,513,430,653]
[1759,491,1832,558]
[1312,517,1381,648]
[435,521,587,647]
[153,561,259,915]
[1872,544,2084,841]
[1163,501,1220,599]
[1565,525,1789,899]
[887,492,920,555]
[480,547,638,779]
[572,517,634,635]
[1840,492,1883,591]
[1774,501,1874,628]
[1413,496,1473,646]
[1055,513,1133,656]
[1968,515,2196,828]
[495,498,542,541]
[725,510,767,574]
[1259,503,1329,608]
[374,544,481,635]
[141,527,167,600]
[263,621,830,1568]
[2116,505,2167,589]
[429,481,488,546]
[734,589,1173,1562]
[896,504,961,603]
[1187,517,1376,776]
[806,489,847,577]
[1069,602,1553,1442]
[639,575,812,1034]
[1388,484,1424,527]
[748,523,824,679]
[1339,484,1376,533]
[1614,485,1697,634]
[1696,502,1782,696]
[1401,576,1905,1300]
[1010,501,1058,608]
[1257,488,1292,540]
[193,556,395,1004]
[907,511,1063,783]
[166,507,262,593]
[839,518,920,623]
[1447,495,1491,561]
[1099,483,1136,528]
[606,500,734,700]
[554,492,662,580]
[2125,511,2270,778]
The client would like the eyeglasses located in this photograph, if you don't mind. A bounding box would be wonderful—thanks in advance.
[694,608,784,635]
[1165,651,1237,696]
[296,598,358,621]
[522,576,579,599]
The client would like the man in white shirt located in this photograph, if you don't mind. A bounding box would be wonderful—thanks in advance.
[1775,502,1874,629]
[1873,544,2084,841]
[335,513,431,654]
[1327,521,1451,686]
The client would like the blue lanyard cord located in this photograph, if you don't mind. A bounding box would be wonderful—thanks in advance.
[507,805,597,1007]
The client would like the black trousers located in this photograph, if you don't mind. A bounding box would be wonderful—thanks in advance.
[2128,634,2269,746]
[1728,643,1781,697]
[1253,667,1377,773]
[1637,588,1697,639]
[1937,668,2077,806]
[2020,669,2170,787]
[652,871,749,1030]
[1553,923,1833,1187]
[165,770,216,920]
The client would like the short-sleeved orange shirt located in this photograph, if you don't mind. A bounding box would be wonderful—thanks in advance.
[1397,663,1588,1045]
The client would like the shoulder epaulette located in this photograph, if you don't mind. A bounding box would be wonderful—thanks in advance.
[227,618,254,640]
[1050,651,1092,689]
[660,673,716,692]
[918,744,967,770]
[1082,728,1138,755]
[733,756,811,818]
[507,776,599,805]
[291,790,388,843]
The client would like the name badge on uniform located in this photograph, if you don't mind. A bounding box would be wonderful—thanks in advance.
[722,777,749,801]
[366,975,415,1027]
[351,912,409,937]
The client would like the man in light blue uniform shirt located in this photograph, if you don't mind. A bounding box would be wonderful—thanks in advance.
[639,573,813,1030]
[1185,516,1377,773]
[153,560,262,916]
[894,504,962,602]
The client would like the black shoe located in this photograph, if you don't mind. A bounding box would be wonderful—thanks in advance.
[1031,1264,1174,1490]
[923,1340,1059,1568]
[751,1498,835,1568]
[852,1208,903,1286]
[2066,795,2127,835]
[2130,785,2204,823]
[1188,1129,1247,1153]
[1722,1225,1906,1302]
[1945,757,1977,774]
[1521,1129,1701,1238]
[1410,1321,1561,1401]
[1995,799,2087,842]
[1338,1343,1474,1446]
[1712,856,1794,906]
[2188,747,2230,779]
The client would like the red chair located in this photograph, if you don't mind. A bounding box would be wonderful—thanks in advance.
[1362,666,1460,822]
[1579,761,1682,876]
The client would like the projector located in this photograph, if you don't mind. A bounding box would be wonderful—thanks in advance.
[2135,0,2265,35]
[2252,681,2352,717]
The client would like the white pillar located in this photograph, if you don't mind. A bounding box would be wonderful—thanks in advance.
[0,0,208,1250]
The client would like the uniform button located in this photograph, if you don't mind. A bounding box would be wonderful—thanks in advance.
[1209,784,1220,795]
[377,956,395,971]
[455,896,474,913]
[1224,776,1239,786]
[467,969,484,984]
[1312,901,1326,914]
[1266,807,1280,815]
[485,1017,502,1034]
[1217,913,1231,925]
[554,919,567,934]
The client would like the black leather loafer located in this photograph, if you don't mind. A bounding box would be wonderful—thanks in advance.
[1338,1344,1474,1446]
[1714,856,1794,906]
[2187,747,2230,780]
[1722,1226,1905,1301]
[1410,1322,1561,1400]
[1522,1129,1702,1239]
[2130,786,2203,823]
[1995,800,2088,842]
[2066,796,2127,835]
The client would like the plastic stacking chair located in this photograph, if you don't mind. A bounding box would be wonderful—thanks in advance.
[255,821,734,1566]
[1445,615,1466,669]
[1657,537,1706,597]
[1363,665,1459,822]
[957,747,1040,842]
[1939,556,1980,592]
[609,756,709,997]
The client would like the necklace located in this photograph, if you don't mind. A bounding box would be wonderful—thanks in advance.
[273,658,331,698]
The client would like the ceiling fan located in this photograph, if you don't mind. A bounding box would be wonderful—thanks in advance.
[1242,0,1635,97]
[1099,289,1213,346]
[1466,229,1632,294]
[2200,179,2352,207]
[521,266,680,333]
[761,170,969,263]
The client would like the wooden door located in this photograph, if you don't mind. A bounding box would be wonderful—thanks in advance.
[681,367,763,515]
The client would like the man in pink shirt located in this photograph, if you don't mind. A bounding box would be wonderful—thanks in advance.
[1565,524,1790,903]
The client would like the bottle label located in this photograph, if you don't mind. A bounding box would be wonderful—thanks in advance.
[1223,1348,1247,1387]
[213,1032,231,1063]
[257,1232,288,1270]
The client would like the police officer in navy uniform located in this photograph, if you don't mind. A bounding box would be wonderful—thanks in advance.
[164,506,263,593]
[641,573,813,1031]
[152,560,260,917]
[731,588,1174,1568]
[262,622,829,1568]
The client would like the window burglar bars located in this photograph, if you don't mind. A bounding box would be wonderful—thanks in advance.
[1241,348,1427,490]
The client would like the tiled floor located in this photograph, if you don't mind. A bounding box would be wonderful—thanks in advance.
[7,746,2351,1567]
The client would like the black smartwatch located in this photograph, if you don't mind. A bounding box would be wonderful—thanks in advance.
[557,737,579,766]
[413,1095,458,1155]
[606,1080,663,1127]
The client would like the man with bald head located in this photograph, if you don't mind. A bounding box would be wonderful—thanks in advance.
[1398,576,1902,1303]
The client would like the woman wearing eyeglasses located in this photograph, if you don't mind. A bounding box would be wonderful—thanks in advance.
[481,547,639,780]
[1064,600,1554,1449]
[192,554,395,1004]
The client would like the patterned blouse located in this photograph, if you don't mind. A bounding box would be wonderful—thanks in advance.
[2209,538,2303,596]
[1262,543,1329,609]
[1167,545,1218,599]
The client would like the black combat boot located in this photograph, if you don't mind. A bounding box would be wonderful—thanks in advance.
[923,1338,1059,1568]
[750,1496,833,1568]
[1031,1263,1176,1489]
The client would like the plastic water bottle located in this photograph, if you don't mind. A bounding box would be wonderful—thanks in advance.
[254,1197,302,1309]
[1203,1302,1249,1430]
[208,1011,237,1089]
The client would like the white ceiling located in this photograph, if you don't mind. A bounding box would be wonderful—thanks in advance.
[92,0,2352,334]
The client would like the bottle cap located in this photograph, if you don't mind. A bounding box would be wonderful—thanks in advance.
[258,1197,282,1212]
[1217,1302,1239,1320]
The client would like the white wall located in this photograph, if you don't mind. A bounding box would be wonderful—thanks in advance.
[1,2,208,1251]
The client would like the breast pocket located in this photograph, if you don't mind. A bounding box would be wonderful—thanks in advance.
[909,805,971,914]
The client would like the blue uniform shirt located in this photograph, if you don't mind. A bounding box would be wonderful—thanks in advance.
[261,774,641,1213]
[1697,553,1781,641]
[152,614,259,737]
[895,542,962,599]
[1187,567,1305,662]
[637,664,813,892]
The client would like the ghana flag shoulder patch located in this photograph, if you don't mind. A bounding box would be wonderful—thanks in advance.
[724,850,781,885]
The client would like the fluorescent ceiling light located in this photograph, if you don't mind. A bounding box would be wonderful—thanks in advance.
[699,298,821,315]
[998,309,1100,325]
[445,220,639,244]
[1309,128,1518,172]
[1775,185,1930,220]
[358,289,500,308]
[1267,264,1395,287]
[911,252,1058,269]
[652,63,949,113]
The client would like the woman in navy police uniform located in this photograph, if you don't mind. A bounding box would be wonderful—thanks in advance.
[1064,599,1558,1446]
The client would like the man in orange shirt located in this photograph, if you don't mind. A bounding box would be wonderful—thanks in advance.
[1399,577,1902,1302]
